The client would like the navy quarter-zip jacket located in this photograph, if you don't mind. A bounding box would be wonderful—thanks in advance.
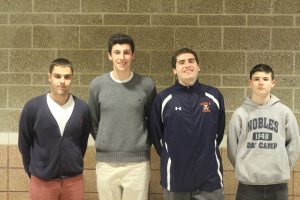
[150,80,225,192]
[18,94,92,180]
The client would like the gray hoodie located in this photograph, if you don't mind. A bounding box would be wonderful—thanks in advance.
[227,95,300,185]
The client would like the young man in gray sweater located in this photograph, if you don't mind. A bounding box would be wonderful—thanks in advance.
[88,33,156,200]
[227,64,300,200]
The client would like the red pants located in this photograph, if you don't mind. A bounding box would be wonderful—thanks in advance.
[29,175,84,200]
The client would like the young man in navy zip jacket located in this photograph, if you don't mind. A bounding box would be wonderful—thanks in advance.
[150,48,225,200]
[18,58,92,200]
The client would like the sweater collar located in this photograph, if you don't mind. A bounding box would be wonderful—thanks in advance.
[174,79,201,91]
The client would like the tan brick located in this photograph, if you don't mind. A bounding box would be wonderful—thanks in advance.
[83,169,97,192]
[175,27,221,50]
[0,74,31,85]
[247,52,294,75]
[198,15,246,26]
[225,195,236,200]
[223,75,248,87]
[129,0,175,13]
[271,88,293,109]
[294,172,300,195]
[222,148,234,171]
[223,171,238,195]
[34,0,79,12]
[0,0,32,12]
[0,86,7,108]
[84,147,96,170]
[0,110,20,132]
[8,145,23,168]
[0,168,8,191]
[150,147,160,170]
[220,88,245,111]
[151,15,197,26]
[272,28,300,50]
[0,14,7,24]
[177,0,222,14]
[132,50,151,74]
[150,75,174,87]
[288,174,293,196]
[9,14,55,24]
[149,170,163,193]
[82,0,127,13]
[294,156,300,172]
[294,53,300,75]
[10,50,55,73]
[79,74,99,86]
[0,145,7,167]
[104,14,150,25]
[129,27,174,49]
[57,14,103,25]
[0,26,31,48]
[8,192,29,200]
[33,26,79,49]
[295,90,300,112]
[149,193,163,200]
[150,51,173,74]
[70,86,89,102]
[80,27,122,49]
[224,28,270,50]
[275,76,300,88]
[248,15,293,26]
[0,50,8,72]
[225,0,271,14]
[200,51,245,74]
[57,50,102,73]
[273,0,300,14]
[8,169,29,191]
[198,75,222,87]
[84,193,98,200]
[0,192,7,200]
[8,86,48,108]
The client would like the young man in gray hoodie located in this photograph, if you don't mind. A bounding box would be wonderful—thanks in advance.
[227,64,300,200]
[88,33,156,200]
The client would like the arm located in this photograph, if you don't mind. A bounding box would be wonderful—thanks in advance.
[227,111,241,168]
[18,103,34,178]
[81,107,93,157]
[87,81,100,140]
[285,111,300,170]
[217,93,225,146]
[149,96,164,156]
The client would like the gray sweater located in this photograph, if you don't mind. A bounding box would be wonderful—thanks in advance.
[227,95,300,185]
[88,72,156,163]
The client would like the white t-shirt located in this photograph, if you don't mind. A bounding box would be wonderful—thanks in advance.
[46,93,75,136]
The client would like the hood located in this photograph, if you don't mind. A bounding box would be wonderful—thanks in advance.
[243,94,280,108]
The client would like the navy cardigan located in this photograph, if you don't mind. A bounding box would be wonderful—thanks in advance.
[18,94,92,180]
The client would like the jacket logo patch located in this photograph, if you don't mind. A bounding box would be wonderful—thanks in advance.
[200,101,211,112]
[175,106,182,111]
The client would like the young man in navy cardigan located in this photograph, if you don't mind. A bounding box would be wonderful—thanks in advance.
[18,58,92,200]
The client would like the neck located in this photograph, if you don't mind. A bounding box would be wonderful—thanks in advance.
[178,79,197,87]
[251,94,271,106]
[112,70,132,81]
[49,92,70,106]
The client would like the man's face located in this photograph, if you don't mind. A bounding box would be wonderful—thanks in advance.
[249,71,275,97]
[48,66,72,97]
[108,44,134,73]
[173,53,200,86]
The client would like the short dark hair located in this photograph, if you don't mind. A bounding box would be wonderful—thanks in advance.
[171,48,199,69]
[250,64,274,80]
[49,58,73,74]
[108,33,135,54]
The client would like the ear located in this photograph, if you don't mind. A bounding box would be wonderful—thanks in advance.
[108,52,112,61]
[271,79,276,88]
[248,79,252,87]
[48,73,51,82]
[172,68,177,75]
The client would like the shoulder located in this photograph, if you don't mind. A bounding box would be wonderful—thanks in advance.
[202,84,223,96]
[23,95,45,108]
[72,95,89,109]
[90,73,109,87]
[134,73,155,86]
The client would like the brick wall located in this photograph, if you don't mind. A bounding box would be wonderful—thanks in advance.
[1,0,300,199]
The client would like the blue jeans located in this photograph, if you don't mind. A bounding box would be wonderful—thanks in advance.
[236,182,288,200]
